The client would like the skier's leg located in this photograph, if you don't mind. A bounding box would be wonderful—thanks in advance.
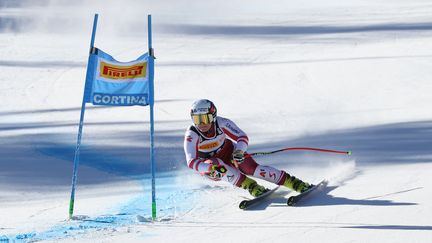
[239,156,286,184]
[282,173,313,193]
[239,156,312,193]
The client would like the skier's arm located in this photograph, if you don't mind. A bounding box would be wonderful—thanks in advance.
[219,117,249,152]
[184,129,211,174]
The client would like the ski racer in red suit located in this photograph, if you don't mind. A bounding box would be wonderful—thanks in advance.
[184,99,312,197]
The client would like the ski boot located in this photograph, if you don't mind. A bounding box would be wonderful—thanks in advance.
[283,174,313,193]
[241,177,268,197]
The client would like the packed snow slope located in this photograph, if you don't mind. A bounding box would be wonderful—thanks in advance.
[1,0,431,242]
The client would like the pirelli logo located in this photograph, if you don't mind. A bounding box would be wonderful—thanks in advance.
[100,61,147,80]
[199,141,220,150]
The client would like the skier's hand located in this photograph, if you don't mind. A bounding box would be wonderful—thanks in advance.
[206,164,227,179]
[232,149,244,168]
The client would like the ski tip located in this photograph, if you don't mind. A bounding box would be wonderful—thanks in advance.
[239,186,279,210]
[347,151,352,155]
[239,201,247,209]
[316,179,329,188]
[287,196,296,206]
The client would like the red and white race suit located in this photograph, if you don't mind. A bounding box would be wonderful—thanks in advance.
[183,116,288,187]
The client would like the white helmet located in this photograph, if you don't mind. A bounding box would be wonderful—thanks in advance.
[190,99,217,125]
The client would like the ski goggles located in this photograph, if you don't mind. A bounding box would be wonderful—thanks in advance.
[192,114,214,125]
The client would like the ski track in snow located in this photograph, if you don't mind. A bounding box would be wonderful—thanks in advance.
[3,161,356,242]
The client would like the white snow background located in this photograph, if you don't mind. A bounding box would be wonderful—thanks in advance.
[0,0,431,242]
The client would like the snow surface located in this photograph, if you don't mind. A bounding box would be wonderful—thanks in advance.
[1,0,432,242]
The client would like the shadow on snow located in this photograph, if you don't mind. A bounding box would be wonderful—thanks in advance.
[160,22,432,37]
[249,120,432,166]
[0,119,431,187]
[295,185,419,207]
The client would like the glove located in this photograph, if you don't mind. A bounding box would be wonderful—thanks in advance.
[206,164,227,179]
[232,150,245,168]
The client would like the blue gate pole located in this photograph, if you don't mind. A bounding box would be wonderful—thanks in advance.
[69,13,99,220]
[147,14,157,221]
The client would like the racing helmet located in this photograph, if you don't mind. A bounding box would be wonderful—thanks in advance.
[190,99,217,125]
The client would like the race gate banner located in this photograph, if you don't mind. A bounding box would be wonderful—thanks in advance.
[83,48,150,106]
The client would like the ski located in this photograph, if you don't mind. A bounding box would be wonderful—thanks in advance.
[239,186,279,210]
[287,180,328,206]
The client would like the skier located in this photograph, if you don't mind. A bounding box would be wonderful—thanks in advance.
[183,99,313,197]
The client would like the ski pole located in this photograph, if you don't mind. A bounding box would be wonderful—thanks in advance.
[245,147,351,158]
